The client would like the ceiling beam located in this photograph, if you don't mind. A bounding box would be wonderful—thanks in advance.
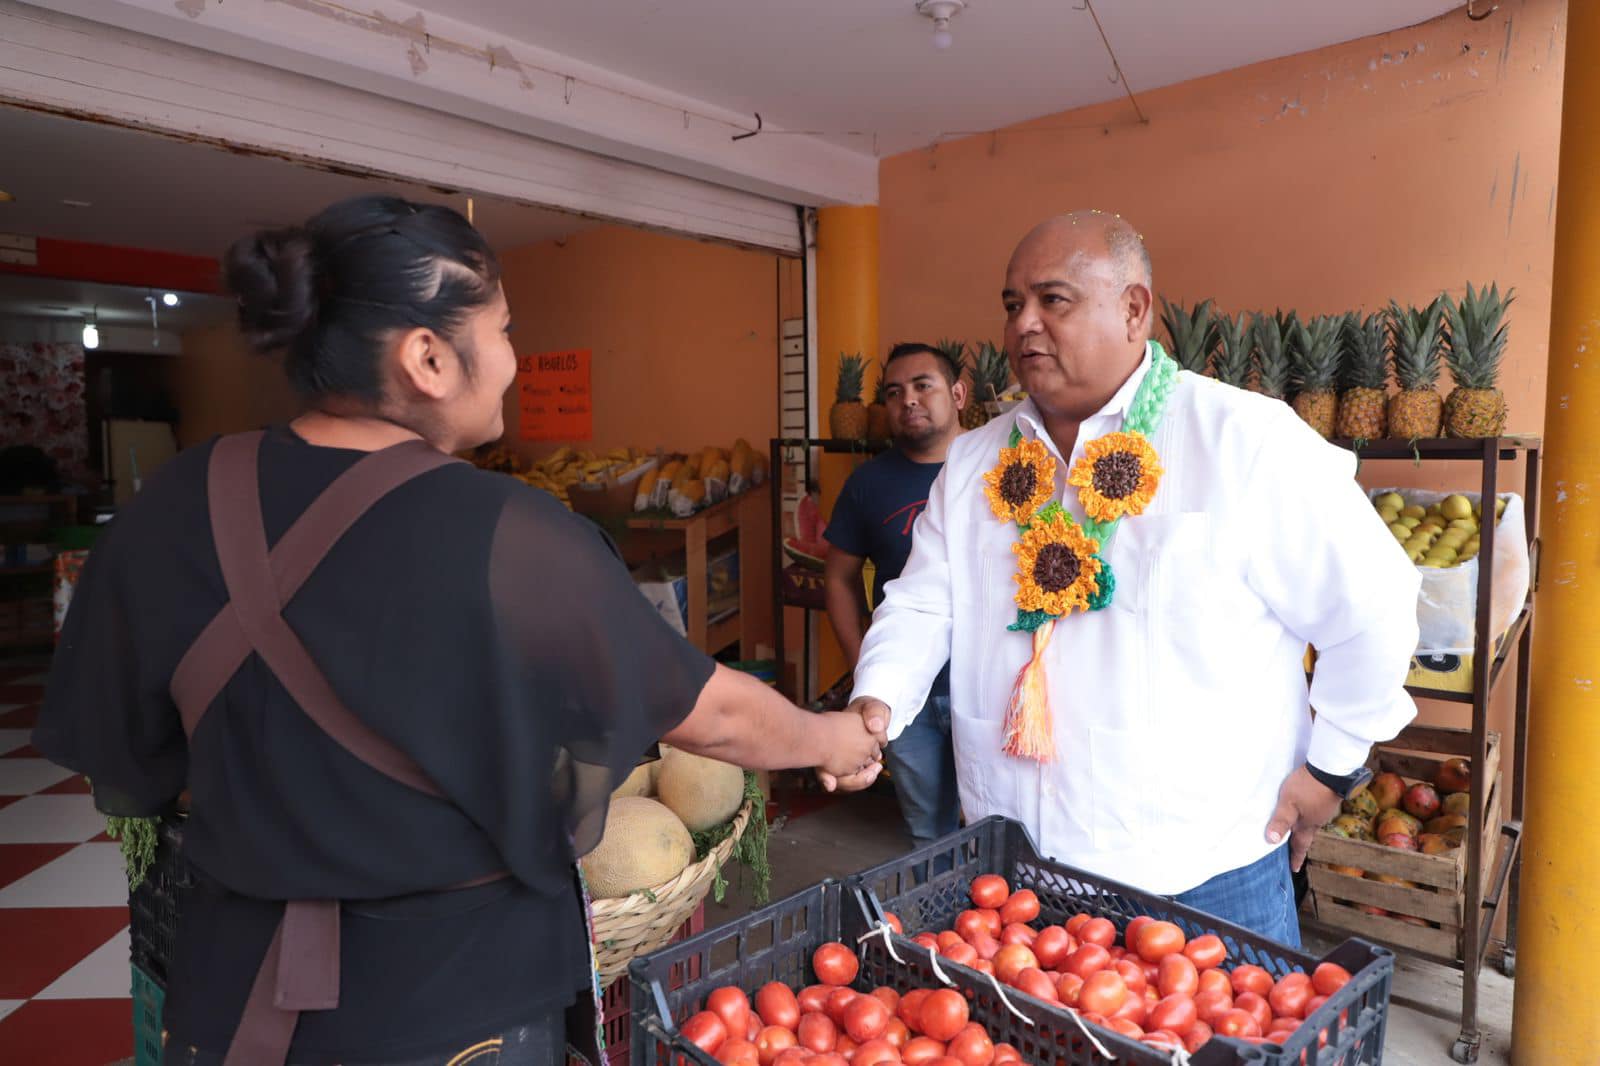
[0,235,220,293]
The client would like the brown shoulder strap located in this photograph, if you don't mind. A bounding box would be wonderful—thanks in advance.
[170,430,459,796]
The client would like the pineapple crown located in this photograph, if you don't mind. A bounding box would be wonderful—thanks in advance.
[1342,311,1389,391]
[1252,310,1293,400]
[834,352,866,403]
[1212,312,1255,388]
[935,338,967,373]
[1445,282,1514,390]
[971,341,1011,400]
[872,361,888,404]
[1158,296,1220,374]
[1388,295,1448,390]
[1290,315,1344,393]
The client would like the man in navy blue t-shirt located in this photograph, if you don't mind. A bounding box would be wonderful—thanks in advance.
[824,342,968,847]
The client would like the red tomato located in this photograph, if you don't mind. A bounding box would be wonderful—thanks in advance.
[1106,1018,1144,1041]
[1214,1009,1262,1040]
[1065,914,1091,938]
[1234,992,1272,1034]
[756,983,800,1030]
[1269,1016,1301,1034]
[901,1038,946,1066]
[1078,971,1128,1016]
[1113,958,1147,997]
[1145,985,1161,1006]
[1305,994,1329,1017]
[706,988,752,1040]
[998,890,1040,926]
[1078,917,1117,949]
[1183,934,1227,972]
[834,1036,858,1060]
[972,960,995,977]
[1141,1031,1184,1050]
[718,1038,760,1066]
[1124,916,1154,952]
[1055,972,1085,1008]
[799,985,834,1015]
[845,997,891,1043]
[885,1020,911,1050]
[771,1047,809,1066]
[925,1059,967,1066]
[682,1012,730,1056]
[918,990,969,1043]
[1012,967,1059,1004]
[992,944,1039,985]
[871,988,900,1015]
[991,1044,1021,1064]
[1078,1013,1108,1028]
[912,933,940,952]
[853,1039,900,1066]
[815,943,861,987]
[1268,973,1313,1021]
[745,1015,763,1043]
[1194,990,1234,1026]
[756,1026,798,1066]
[814,1055,850,1066]
[941,942,979,968]
[946,1026,994,1066]
[1063,944,1112,980]
[827,988,861,1025]
[937,931,966,954]
[954,911,988,943]
[968,933,1001,962]
[1197,968,1233,1000]
[974,909,1002,938]
[883,912,904,935]
[1134,921,1186,964]
[1312,962,1352,998]
[1031,926,1072,970]
[1112,988,1149,1027]
[800,1012,840,1053]
[1157,954,1199,998]
[1182,1021,1213,1055]
[898,989,930,1032]
[1139,958,1161,988]
[1148,994,1198,1034]
[970,875,1011,910]
[999,924,1037,947]
[1230,964,1273,999]
[1106,946,1126,963]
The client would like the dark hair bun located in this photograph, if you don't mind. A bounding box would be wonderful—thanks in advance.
[223,227,318,353]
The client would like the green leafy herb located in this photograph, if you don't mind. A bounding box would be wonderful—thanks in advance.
[689,771,771,905]
[105,815,159,889]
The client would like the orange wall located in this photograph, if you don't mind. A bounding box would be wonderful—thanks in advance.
[877,0,1564,795]
[172,320,302,447]
[497,224,795,459]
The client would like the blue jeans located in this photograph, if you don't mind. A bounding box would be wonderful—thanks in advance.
[883,693,961,848]
[1170,844,1302,949]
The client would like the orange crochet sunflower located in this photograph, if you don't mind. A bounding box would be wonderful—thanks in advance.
[1068,431,1163,523]
[1012,512,1103,617]
[984,438,1056,525]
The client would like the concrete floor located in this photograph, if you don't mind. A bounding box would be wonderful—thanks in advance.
[710,782,1515,1066]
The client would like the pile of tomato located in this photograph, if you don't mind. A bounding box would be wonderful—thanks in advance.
[671,875,1354,1064]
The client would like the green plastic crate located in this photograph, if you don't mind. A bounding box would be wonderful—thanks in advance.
[132,963,164,1066]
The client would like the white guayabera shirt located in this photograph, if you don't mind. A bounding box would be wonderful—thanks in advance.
[851,343,1421,894]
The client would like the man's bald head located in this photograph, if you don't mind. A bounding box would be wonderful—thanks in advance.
[1012,211,1153,292]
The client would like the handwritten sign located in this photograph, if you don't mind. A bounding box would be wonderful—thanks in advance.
[517,349,592,441]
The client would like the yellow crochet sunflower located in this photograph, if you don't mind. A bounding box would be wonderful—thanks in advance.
[983,438,1056,525]
[1013,512,1103,617]
[1068,431,1163,523]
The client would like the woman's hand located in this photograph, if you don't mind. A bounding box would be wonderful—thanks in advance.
[813,710,884,786]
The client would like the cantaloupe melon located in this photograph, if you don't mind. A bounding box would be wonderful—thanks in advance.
[655,748,745,832]
[581,797,694,898]
[612,762,654,799]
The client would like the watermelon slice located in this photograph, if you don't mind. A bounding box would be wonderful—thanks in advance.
[783,536,830,571]
[797,492,827,543]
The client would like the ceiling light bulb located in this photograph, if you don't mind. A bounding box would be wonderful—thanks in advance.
[932,23,953,49]
[162,292,180,307]
[917,0,964,51]
[82,321,99,349]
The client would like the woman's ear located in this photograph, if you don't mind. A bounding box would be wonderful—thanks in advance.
[391,327,455,400]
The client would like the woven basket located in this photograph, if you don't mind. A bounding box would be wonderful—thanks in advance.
[590,798,752,989]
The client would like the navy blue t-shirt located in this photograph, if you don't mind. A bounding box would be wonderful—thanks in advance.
[825,449,952,699]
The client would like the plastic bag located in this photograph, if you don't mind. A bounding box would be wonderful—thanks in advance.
[1370,487,1529,654]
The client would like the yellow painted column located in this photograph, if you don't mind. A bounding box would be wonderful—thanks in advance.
[1511,5,1600,1061]
[814,205,879,692]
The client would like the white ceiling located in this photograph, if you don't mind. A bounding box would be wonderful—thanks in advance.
[441,0,1462,154]
[0,104,593,260]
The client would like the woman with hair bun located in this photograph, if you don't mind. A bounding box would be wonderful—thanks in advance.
[33,196,884,1066]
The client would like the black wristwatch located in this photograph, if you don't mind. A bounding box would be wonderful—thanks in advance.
[1305,761,1374,799]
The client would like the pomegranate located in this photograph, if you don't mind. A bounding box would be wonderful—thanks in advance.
[1402,783,1441,821]
[1369,771,1406,811]
[1434,757,1472,794]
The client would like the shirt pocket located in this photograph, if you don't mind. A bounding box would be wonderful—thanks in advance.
[1087,725,1148,850]
[1107,512,1237,618]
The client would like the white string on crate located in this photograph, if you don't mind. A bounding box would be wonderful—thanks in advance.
[1056,1003,1115,1061]
[1165,1043,1194,1066]
[979,969,1036,1027]
[925,943,955,986]
[855,922,907,966]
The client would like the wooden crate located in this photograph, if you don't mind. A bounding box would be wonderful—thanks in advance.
[1303,724,1502,963]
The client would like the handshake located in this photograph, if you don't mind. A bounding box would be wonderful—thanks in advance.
[815,696,892,794]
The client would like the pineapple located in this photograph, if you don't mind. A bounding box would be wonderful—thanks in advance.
[868,361,890,440]
[1443,283,1514,438]
[1336,311,1389,440]
[962,341,1011,429]
[1212,312,1254,389]
[829,353,869,439]
[1159,297,1220,375]
[1387,296,1449,440]
[1290,315,1343,438]
[1252,310,1293,402]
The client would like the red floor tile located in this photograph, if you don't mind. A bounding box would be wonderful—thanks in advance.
[0,705,39,728]
[40,774,92,795]
[0,907,130,998]
[0,795,19,811]
[0,686,45,704]
[0,998,134,1066]
[0,842,75,890]
[1,743,41,759]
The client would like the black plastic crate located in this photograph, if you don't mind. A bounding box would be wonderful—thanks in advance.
[128,816,191,987]
[849,817,1395,1065]
[632,880,1255,1066]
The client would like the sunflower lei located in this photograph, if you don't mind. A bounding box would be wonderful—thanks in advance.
[982,343,1178,762]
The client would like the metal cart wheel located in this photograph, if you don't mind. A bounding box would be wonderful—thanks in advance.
[1499,949,1516,978]
[1451,1035,1481,1064]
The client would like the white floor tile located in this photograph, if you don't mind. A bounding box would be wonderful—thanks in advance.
[0,794,106,843]
[13,673,49,686]
[0,842,128,908]
[0,999,23,1023]
[0,729,30,756]
[36,926,132,999]
[0,758,75,797]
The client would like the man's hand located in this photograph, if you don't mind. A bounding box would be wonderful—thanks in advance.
[816,697,891,792]
[813,710,883,785]
[1265,766,1343,872]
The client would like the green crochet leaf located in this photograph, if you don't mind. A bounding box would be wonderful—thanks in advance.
[1008,609,1056,633]
[1008,423,1023,448]
[1088,556,1116,611]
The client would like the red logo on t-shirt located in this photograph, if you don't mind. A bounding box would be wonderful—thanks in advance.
[883,500,928,536]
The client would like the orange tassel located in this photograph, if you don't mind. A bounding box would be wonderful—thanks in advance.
[1002,620,1057,763]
